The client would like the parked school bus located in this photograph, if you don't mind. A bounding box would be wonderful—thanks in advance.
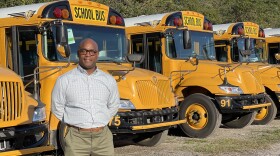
[125,11,271,138]
[213,22,278,124]
[0,0,185,155]
[264,28,280,64]
[0,66,52,155]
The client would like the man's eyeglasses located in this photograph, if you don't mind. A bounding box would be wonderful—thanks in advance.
[78,49,98,55]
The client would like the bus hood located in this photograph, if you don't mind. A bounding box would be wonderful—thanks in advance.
[174,60,265,94]
[243,63,280,92]
[98,64,176,109]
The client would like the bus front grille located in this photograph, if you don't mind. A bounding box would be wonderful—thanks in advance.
[0,81,23,121]
[136,80,174,107]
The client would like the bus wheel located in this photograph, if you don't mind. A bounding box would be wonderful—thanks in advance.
[58,122,68,152]
[179,93,221,138]
[134,130,168,147]
[253,95,277,125]
[222,111,256,128]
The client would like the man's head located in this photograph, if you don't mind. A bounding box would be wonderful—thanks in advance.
[77,38,99,73]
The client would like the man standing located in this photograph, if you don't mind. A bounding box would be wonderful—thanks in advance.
[52,38,120,156]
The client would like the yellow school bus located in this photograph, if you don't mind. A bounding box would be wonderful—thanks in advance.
[264,28,280,64]
[0,66,52,155]
[213,22,278,124]
[0,0,185,155]
[125,11,272,138]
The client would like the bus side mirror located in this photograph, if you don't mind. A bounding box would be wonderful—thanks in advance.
[275,53,280,61]
[56,25,70,58]
[126,54,144,67]
[183,30,191,49]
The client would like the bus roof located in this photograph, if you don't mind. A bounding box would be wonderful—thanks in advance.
[124,13,168,27]
[0,3,46,18]
[213,23,233,32]
[264,28,280,37]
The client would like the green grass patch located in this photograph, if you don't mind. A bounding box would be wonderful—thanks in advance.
[182,129,280,154]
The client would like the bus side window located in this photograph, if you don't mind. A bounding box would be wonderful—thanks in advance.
[5,29,13,70]
[215,46,227,62]
[18,27,38,82]
[268,43,278,64]
[147,36,162,73]
[131,36,144,68]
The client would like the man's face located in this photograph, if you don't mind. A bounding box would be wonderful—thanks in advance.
[78,41,99,70]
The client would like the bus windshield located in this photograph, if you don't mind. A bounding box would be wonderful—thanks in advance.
[43,23,127,63]
[166,30,216,60]
[232,38,266,62]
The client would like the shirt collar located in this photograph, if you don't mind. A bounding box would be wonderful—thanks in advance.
[77,64,99,76]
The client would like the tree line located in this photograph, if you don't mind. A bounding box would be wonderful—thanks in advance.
[1,0,279,28]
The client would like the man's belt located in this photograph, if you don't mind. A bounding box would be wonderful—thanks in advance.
[68,125,104,132]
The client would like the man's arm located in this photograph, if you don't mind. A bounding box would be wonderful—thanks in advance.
[108,80,120,117]
[51,77,67,121]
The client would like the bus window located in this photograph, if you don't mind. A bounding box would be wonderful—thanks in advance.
[268,43,280,64]
[131,35,145,68]
[215,41,228,62]
[147,35,162,73]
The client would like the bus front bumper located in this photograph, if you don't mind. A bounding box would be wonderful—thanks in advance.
[0,123,48,152]
[215,93,271,113]
[109,106,185,133]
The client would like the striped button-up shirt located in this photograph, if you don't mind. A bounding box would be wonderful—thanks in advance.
[51,65,120,128]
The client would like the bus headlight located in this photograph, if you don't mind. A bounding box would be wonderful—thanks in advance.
[119,100,135,109]
[33,106,46,122]
[278,84,280,88]
[219,86,243,94]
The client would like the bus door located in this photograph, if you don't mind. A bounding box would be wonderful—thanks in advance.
[6,26,38,92]
[268,43,280,64]
[131,33,162,73]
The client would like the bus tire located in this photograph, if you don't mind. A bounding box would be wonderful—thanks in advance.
[222,111,257,128]
[134,130,168,147]
[253,95,277,125]
[58,122,68,152]
[179,93,221,138]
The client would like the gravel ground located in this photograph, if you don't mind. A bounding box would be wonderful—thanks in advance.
[115,118,280,156]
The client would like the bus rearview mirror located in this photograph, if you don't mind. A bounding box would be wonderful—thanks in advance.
[183,30,191,49]
[56,25,70,58]
[245,38,250,50]
[126,54,144,67]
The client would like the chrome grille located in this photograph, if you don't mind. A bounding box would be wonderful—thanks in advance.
[136,80,174,107]
[0,81,22,121]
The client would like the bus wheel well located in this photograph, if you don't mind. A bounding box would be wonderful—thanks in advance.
[182,86,213,98]
[265,87,280,111]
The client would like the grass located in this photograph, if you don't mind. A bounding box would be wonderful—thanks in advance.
[181,128,280,155]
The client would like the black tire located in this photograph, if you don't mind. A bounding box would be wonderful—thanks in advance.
[179,93,222,138]
[134,130,168,147]
[222,111,257,128]
[253,95,277,125]
[58,122,68,152]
